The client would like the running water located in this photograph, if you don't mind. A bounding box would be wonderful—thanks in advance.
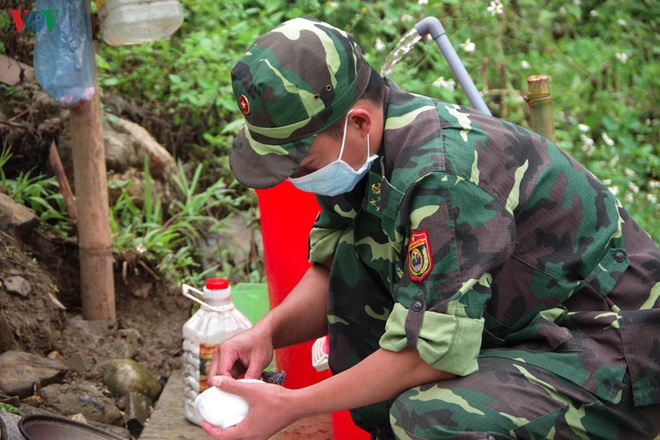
[380,28,423,77]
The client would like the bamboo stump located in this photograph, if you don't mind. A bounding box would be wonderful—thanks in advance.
[69,89,116,321]
[527,75,556,143]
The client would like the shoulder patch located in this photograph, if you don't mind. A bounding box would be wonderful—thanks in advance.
[408,230,433,281]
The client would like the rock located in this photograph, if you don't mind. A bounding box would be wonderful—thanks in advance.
[38,381,123,426]
[122,391,152,437]
[198,211,263,272]
[0,193,38,230]
[0,310,19,352]
[3,276,31,297]
[0,351,68,398]
[0,409,22,440]
[104,116,175,180]
[58,114,175,180]
[102,359,161,401]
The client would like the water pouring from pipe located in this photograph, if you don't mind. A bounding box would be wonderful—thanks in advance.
[381,17,491,116]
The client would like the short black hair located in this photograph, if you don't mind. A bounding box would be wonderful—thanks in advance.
[325,67,385,139]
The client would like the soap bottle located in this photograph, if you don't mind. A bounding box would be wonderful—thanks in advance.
[182,278,251,425]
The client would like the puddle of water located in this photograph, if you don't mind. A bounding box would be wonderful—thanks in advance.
[380,28,422,77]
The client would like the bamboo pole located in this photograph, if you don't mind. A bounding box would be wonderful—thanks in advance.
[526,75,556,143]
[69,62,116,321]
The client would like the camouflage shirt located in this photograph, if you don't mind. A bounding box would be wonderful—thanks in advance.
[308,79,660,407]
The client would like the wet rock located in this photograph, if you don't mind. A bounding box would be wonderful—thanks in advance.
[3,276,31,297]
[0,351,68,398]
[102,359,161,401]
[122,391,152,437]
[38,381,123,426]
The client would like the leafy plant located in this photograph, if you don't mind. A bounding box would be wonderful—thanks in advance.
[0,402,20,415]
[108,159,245,287]
[0,143,73,236]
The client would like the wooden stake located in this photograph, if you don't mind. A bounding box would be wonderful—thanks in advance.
[526,75,556,143]
[69,62,116,321]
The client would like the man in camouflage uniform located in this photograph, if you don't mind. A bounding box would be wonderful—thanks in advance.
[206,17,660,440]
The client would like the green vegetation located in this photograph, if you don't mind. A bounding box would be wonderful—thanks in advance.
[108,160,243,286]
[1,144,72,236]
[95,0,659,241]
[1,0,657,286]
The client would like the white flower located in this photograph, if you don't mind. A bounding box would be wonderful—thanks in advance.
[624,167,635,177]
[433,76,456,91]
[650,180,660,189]
[580,134,595,148]
[578,123,590,132]
[375,38,386,52]
[609,186,619,196]
[590,9,599,17]
[615,52,629,64]
[136,244,147,254]
[624,193,634,203]
[602,133,615,146]
[418,0,428,4]
[521,60,531,70]
[325,1,338,8]
[602,179,612,185]
[462,39,476,53]
[617,19,627,26]
[560,6,567,14]
[487,0,504,16]
[647,193,658,204]
[628,182,640,193]
[573,0,582,4]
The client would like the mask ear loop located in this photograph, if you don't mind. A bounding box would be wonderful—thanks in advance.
[337,109,354,161]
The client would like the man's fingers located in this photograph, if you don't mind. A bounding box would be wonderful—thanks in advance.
[200,419,224,439]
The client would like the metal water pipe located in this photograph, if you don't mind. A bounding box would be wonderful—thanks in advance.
[414,17,491,115]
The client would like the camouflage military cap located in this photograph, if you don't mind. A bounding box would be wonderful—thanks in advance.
[229,16,371,188]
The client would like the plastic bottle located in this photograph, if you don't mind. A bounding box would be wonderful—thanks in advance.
[34,0,96,108]
[99,0,184,46]
[182,278,252,425]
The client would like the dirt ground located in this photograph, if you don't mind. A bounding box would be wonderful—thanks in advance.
[1,222,190,402]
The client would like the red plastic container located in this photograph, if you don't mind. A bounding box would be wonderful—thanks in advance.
[256,180,369,439]
[255,180,326,390]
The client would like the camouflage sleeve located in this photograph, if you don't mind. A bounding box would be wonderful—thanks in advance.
[308,195,356,265]
[380,171,515,376]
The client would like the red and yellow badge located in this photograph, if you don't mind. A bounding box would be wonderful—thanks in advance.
[408,230,433,281]
[239,95,250,115]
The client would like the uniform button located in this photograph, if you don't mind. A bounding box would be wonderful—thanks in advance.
[411,300,423,312]
[614,251,625,262]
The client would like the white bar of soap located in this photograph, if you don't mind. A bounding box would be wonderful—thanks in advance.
[195,379,263,429]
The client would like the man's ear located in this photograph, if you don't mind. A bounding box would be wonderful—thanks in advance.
[349,108,372,136]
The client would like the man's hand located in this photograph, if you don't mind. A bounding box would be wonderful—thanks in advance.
[200,376,300,440]
[208,326,274,381]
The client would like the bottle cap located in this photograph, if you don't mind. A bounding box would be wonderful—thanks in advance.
[206,278,229,290]
[203,278,231,302]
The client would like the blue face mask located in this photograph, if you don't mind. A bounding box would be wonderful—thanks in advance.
[289,111,378,196]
